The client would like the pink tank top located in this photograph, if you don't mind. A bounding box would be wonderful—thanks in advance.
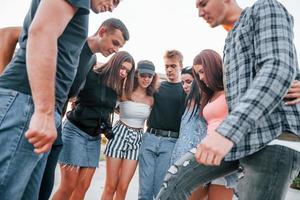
[203,93,228,135]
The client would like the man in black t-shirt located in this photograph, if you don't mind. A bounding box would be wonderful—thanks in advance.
[0,0,122,199]
[138,50,186,200]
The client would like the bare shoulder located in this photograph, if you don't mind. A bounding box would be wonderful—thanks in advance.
[146,96,154,107]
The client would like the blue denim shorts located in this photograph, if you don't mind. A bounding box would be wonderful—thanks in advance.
[58,120,101,168]
[211,173,238,189]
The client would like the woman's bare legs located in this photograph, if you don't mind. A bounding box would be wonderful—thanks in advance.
[52,165,81,200]
[207,184,233,200]
[101,157,122,200]
[190,186,208,200]
[70,167,96,200]
[114,159,138,200]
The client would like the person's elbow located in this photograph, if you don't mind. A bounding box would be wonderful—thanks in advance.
[28,23,58,42]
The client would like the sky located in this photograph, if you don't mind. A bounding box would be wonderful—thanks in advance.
[1,0,300,73]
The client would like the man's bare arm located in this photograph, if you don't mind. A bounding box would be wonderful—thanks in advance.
[0,27,21,73]
[25,0,78,154]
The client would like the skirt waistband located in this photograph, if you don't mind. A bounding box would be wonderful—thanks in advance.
[117,120,144,132]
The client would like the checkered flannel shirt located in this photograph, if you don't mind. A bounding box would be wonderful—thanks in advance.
[216,0,300,161]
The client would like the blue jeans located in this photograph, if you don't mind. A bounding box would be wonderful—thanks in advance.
[155,145,300,200]
[138,132,177,200]
[38,104,64,200]
[0,88,61,200]
[238,145,300,200]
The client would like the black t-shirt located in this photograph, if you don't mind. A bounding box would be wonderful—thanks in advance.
[147,81,186,132]
[60,42,96,116]
[0,0,90,113]
[68,42,96,99]
[67,69,117,136]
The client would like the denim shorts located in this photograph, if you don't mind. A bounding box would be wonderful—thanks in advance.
[211,173,238,189]
[58,119,101,168]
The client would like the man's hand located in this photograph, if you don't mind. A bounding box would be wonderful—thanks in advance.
[195,131,234,166]
[25,112,57,154]
[284,80,300,105]
[69,97,77,110]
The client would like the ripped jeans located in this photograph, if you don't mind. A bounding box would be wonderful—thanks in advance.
[156,145,300,200]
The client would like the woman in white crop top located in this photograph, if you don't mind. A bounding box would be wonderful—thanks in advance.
[101,60,159,200]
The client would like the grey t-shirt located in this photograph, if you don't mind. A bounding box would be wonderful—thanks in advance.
[0,0,90,113]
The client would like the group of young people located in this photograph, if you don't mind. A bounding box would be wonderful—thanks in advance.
[155,0,300,200]
[0,0,300,200]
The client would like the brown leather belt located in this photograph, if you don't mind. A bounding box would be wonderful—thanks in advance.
[147,128,179,138]
[277,132,300,142]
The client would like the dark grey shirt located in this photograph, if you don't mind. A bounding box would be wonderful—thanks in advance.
[68,42,96,99]
[0,0,90,113]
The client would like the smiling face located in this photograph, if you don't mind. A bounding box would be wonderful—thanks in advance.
[98,28,125,57]
[119,61,132,79]
[91,0,120,13]
[181,73,194,94]
[195,0,227,28]
[137,73,154,89]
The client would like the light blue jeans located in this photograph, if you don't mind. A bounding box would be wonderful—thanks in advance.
[156,145,300,200]
[0,88,61,200]
[138,132,177,200]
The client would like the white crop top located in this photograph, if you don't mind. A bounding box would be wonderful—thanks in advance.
[119,101,151,128]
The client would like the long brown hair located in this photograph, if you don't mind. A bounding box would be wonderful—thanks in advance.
[193,49,223,113]
[94,51,135,99]
[133,71,159,97]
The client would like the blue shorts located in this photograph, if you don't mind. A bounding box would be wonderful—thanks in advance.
[59,120,101,168]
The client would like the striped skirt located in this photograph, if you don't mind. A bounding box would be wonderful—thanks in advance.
[104,121,143,160]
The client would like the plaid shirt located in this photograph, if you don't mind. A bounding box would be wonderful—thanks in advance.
[216,0,300,161]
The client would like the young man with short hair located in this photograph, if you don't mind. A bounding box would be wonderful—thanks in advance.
[0,0,122,199]
[0,18,129,200]
[52,18,130,200]
[138,50,186,200]
[156,0,300,199]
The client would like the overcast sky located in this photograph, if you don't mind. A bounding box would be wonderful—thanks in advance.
[1,0,299,73]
